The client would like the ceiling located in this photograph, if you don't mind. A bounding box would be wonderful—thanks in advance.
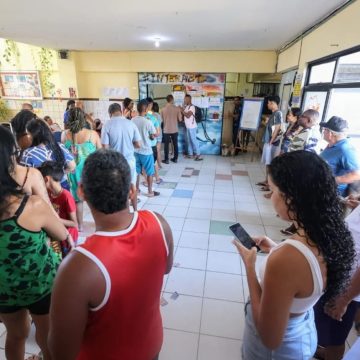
[0,0,350,51]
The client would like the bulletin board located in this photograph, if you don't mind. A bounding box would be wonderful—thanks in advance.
[239,98,264,131]
[0,71,43,100]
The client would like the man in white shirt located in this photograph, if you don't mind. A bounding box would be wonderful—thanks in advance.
[181,94,203,161]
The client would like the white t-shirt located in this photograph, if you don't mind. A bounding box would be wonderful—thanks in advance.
[184,105,197,129]
[345,205,360,302]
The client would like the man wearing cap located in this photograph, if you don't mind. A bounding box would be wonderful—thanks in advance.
[320,116,360,196]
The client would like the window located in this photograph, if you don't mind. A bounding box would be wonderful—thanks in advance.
[308,61,336,84]
[326,88,360,135]
[334,51,360,84]
[303,91,328,121]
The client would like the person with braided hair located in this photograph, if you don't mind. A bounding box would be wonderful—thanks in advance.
[61,108,101,231]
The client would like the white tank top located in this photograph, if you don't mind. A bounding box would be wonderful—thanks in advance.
[259,239,324,314]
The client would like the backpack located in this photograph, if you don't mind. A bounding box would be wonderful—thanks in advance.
[194,106,203,123]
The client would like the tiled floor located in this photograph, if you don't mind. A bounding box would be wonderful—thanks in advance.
[2,154,358,359]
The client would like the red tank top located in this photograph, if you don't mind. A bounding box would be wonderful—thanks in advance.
[75,210,168,360]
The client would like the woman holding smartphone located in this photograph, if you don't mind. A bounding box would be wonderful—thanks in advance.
[233,151,355,359]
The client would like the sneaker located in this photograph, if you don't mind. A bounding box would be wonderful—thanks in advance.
[170,158,177,163]
[162,160,169,164]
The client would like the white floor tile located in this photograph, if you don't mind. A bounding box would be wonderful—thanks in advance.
[166,268,206,296]
[160,329,198,360]
[209,234,236,253]
[164,216,185,231]
[0,349,4,360]
[192,190,214,200]
[213,192,235,202]
[167,198,192,207]
[142,204,166,214]
[214,185,234,194]
[241,223,266,237]
[195,184,214,192]
[211,209,237,222]
[175,183,196,190]
[164,205,188,218]
[236,211,263,225]
[198,335,242,360]
[174,247,208,270]
[212,200,235,210]
[207,251,242,274]
[172,230,182,246]
[190,198,213,209]
[235,202,259,213]
[265,225,286,242]
[161,294,202,332]
[146,196,171,205]
[178,231,209,249]
[186,207,212,220]
[201,298,245,339]
[261,214,290,227]
[204,271,244,302]
[183,219,210,233]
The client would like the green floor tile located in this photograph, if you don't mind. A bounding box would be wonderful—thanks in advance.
[210,220,235,236]
[158,181,177,189]
[159,169,168,176]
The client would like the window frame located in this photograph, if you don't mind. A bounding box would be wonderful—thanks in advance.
[302,45,360,124]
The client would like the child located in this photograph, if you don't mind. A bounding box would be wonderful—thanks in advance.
[39,161,79,255]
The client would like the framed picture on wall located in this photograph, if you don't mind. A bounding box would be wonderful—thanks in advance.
[0,71,43,100]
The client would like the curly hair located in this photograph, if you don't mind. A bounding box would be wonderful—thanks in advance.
[82,149,131,214]
[10,110,36,138]
[67,107,87,134]
[269,151,355,301]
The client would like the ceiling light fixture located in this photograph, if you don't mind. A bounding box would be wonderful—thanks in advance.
[154,38,160,48]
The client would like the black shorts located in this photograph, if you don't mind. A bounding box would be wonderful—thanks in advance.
[0,293,51,315]
[152,146,157,163]
[314,296,358,346]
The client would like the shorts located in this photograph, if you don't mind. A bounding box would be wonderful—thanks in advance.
[261,143,280,165]
[127,157,137,185]
[0,292,51,315]
[152,146,158,163]
[314,297,358,346]
[135,153,155,176]
[243,301,317,359]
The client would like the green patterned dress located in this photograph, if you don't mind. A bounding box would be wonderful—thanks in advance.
[64,133,97,202]
[0,196,60,306]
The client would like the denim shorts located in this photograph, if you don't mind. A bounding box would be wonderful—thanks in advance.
[242,302,317,360]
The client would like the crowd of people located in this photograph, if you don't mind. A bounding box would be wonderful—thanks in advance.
[0,93,359,360]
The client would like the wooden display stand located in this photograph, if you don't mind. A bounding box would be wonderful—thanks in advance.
[234,129,260,162]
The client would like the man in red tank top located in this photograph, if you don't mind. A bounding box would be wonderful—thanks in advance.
[49,149,174,360]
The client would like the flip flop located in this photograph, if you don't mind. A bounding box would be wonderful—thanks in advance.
[264,192,272,199]
[146,191,160,197]
[256,181,267,187]
[260,186,270,192]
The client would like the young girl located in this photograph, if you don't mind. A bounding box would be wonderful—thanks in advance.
[234,151,355,359]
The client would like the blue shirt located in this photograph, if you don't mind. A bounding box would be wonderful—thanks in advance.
[101,116,141,162]
[20,143,74,186]
[320,138,360,195]
[132,116,156,156]
[146,112,160,147]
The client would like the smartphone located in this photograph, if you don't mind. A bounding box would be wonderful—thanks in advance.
[229,223,259,251]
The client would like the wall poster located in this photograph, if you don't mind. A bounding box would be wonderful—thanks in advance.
[138,73,225,155]
[0,71,43,99]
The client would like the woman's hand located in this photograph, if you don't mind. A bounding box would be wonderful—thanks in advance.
[253,236,277,253]
[232,240,257,269]
[345,194,360,209]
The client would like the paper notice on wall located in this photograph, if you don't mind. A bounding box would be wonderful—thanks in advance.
[292,73,303,106]
[172,91,185,106]
[102,87,129,99]
[209,97,221,106]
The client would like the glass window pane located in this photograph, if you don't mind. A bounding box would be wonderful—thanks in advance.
[309,61,336,84]
[303,91,328,121]
[334,51,360,83]
[326,88,360,136]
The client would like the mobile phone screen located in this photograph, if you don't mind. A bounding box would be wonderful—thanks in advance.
[229,223,256,250]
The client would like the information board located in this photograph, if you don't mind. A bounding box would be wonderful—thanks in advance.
[0,71,42,99]
[239,98,264,131]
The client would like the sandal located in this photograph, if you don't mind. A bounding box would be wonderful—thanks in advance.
[256,181,267,187]
[156,178,164,184]
[280,224,296,236]
[260,186,270,192]
[264,192,272,199]
[146,191,160,197]
[194,156,203,161]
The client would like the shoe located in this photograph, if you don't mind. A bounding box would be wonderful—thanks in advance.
[243,149,248,153]
[170,158,177,163]
[162,160,169,164]
[194,156,203,161]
